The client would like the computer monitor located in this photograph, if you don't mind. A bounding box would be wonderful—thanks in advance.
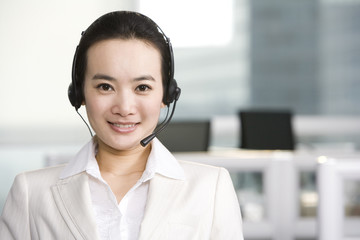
[239,110,295,150]
[157,120,211,152]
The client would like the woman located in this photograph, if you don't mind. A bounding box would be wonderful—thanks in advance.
[0,11,243,240]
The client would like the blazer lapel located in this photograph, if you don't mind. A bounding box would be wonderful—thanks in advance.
[51,173,100,240]
[139,174,185,239]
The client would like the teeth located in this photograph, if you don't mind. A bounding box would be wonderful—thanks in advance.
[112,123,135,128]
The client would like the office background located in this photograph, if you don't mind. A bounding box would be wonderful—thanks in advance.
[1,0,360,239]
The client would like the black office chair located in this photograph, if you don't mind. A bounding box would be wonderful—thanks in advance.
[239,110,295,150]
[157,120,211,152]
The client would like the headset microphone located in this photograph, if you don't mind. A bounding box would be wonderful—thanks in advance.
[140,87,181,147]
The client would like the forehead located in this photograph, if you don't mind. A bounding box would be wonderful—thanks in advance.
[87,38,161,61]
[86,38,162,77]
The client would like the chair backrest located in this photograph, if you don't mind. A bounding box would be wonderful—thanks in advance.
[239,110,295,150]
[157,120,211,152]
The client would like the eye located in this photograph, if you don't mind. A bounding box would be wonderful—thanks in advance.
[136,84,151,92]
[96,83,113,92]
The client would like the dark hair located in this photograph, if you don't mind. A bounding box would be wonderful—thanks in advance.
[72,11,172,105]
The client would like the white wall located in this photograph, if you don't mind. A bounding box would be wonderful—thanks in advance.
[0,0,136,142]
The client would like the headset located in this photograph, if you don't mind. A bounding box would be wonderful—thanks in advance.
[67,11,181,146]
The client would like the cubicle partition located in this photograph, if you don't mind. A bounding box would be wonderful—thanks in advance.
[175,149,360,240]
[317,157,360,240]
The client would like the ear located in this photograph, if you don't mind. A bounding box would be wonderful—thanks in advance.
[161,102,166,108]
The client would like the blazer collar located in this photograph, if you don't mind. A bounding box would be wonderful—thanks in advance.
[139,173,186,239]
[139,138,187,239]
[52,171,185,240]
[59,139,96,179]
[51,173,100,240]
[147,138,185,180]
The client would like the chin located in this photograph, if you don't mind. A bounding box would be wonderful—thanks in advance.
[94,135,138,151]
[112,136,146,150]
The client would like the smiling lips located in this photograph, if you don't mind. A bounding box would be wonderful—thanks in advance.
[109,122,138,133]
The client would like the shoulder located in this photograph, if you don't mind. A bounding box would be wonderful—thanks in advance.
[178,160,228,174]
[23,164,66,178]
[14,164,66,188]
[178,160,231,183]
[6,165,68,207]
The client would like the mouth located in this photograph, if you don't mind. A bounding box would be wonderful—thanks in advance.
[110,123,136,128]
[108,121,138,133]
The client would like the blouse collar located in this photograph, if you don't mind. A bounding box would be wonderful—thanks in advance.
[60,138,185,181]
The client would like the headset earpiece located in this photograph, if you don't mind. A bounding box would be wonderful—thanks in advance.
[68,82,82,110]
[68,45,82,110]
[68,83,76,107]
[163,78,181,105]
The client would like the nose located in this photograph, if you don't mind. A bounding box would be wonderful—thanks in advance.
[111,90,136,117]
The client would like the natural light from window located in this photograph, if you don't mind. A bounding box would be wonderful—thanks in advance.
[139,0,234,48]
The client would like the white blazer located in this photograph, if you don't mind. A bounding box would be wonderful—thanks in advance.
[0,151,243,240]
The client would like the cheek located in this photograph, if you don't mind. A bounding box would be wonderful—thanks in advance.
[140,97,163,118]
[142,101,161,114]
[84,93,106,120]
[85,100,100,124]
[85,99,97,114]
[83,83,106,113]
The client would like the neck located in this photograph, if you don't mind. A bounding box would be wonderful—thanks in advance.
[95,138,151,176]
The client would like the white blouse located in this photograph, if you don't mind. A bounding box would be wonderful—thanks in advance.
[60,138,185,240]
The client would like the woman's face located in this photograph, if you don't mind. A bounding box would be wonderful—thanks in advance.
[83,38,165,151]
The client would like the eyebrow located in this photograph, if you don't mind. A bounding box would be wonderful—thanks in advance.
[92,73,156,82]
[134,75,156,82]
[92,73,116,81]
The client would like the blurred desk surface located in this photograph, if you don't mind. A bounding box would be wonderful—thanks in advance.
[174,148,360,170]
